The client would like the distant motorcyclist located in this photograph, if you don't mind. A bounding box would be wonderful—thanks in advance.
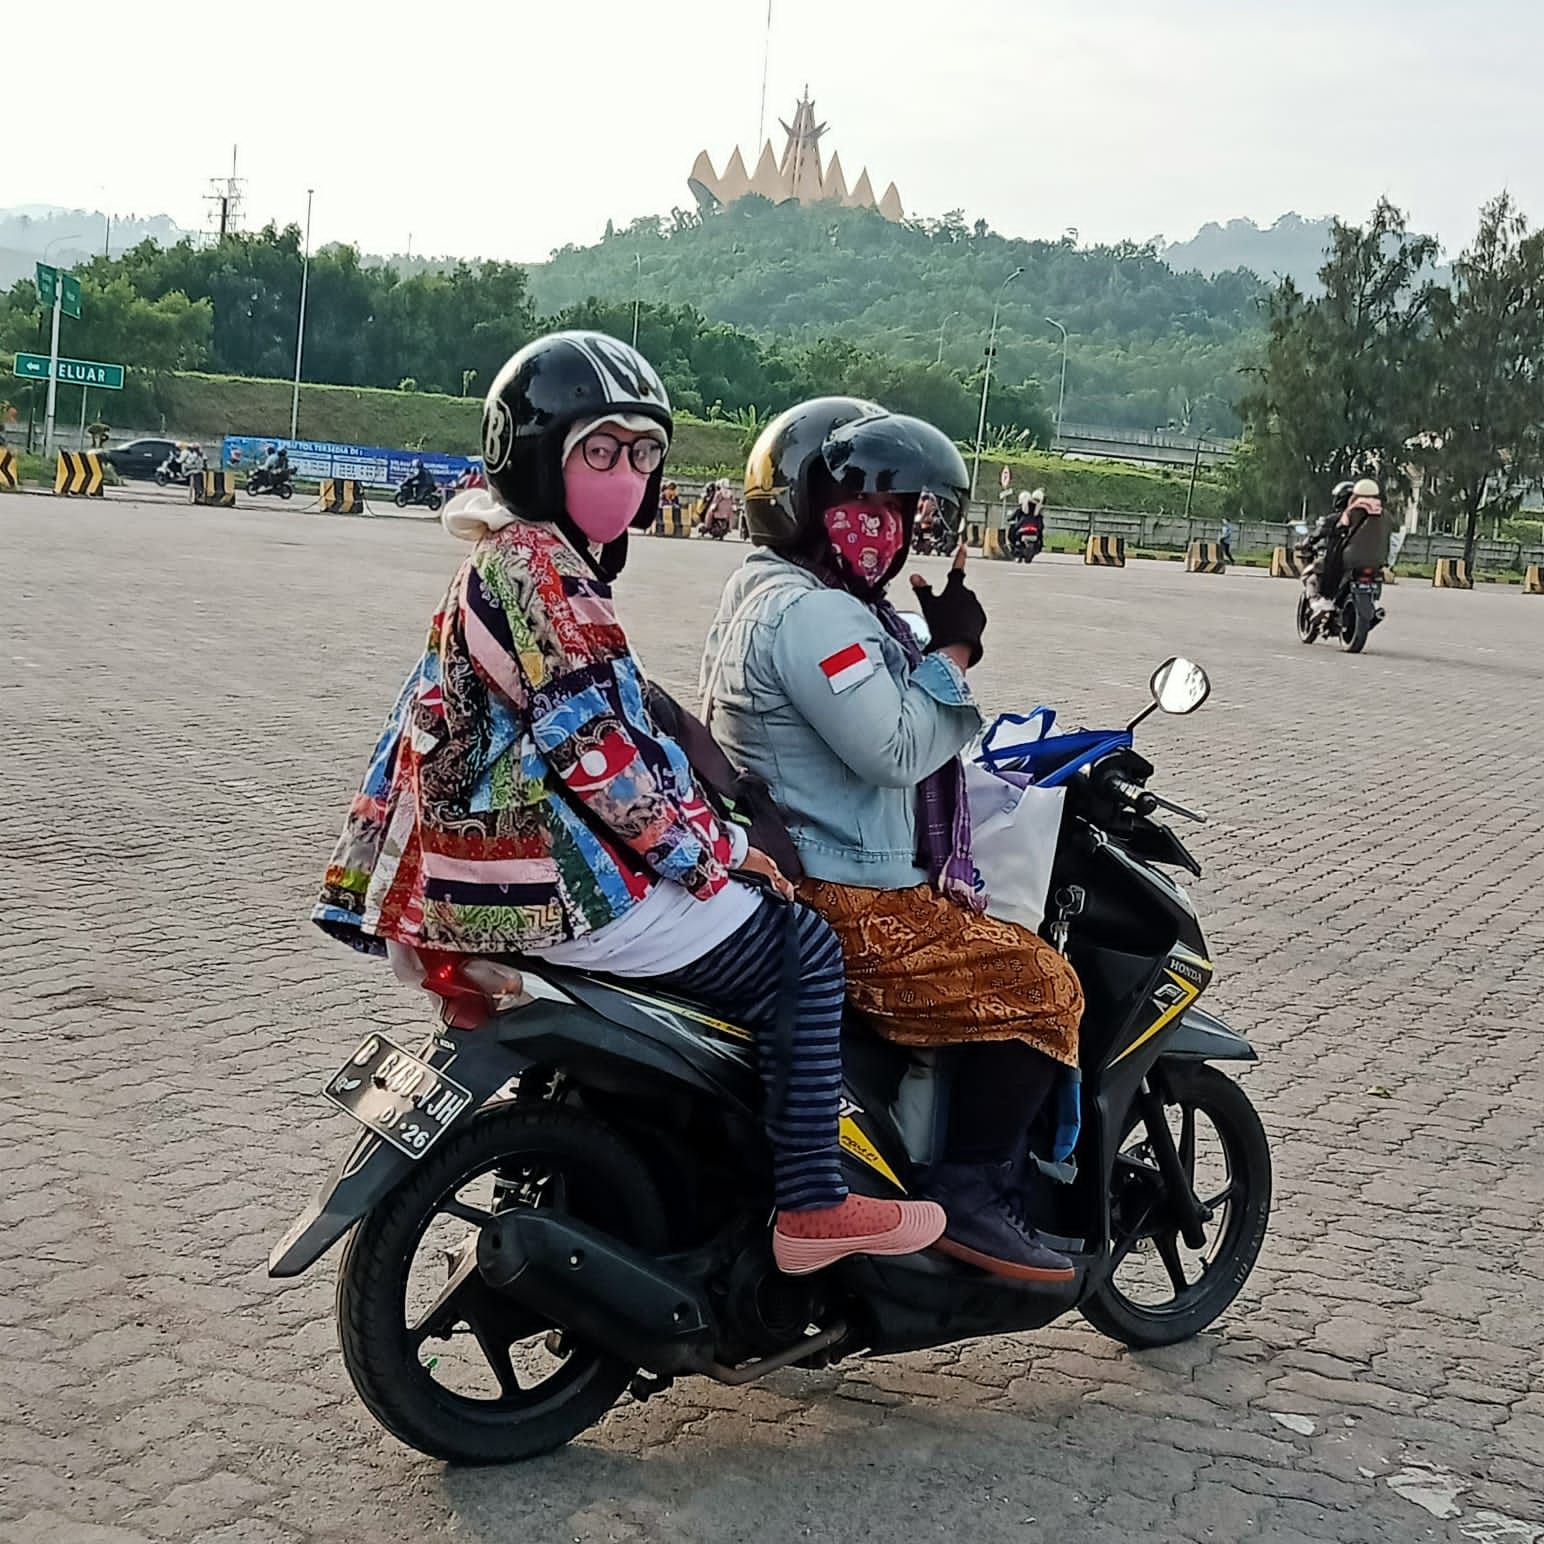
[700,478,736,538]
[1007,487,1046,562]
[403,457,436,502]
[259,443,281,473]
[1301,478,1382,613]
[182,443,206,479]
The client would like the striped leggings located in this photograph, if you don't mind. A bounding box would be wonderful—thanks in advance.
[639,900,849,1211]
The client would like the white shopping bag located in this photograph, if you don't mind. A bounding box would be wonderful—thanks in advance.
[964,761,1065,932]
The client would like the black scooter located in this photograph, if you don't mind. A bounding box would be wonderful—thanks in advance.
[245,465,295,500]
[396,475,444,512]
[1296,566,1385,653]
[271,657,1269,1465]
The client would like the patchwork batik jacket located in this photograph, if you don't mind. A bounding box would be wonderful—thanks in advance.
[314,521,733,955]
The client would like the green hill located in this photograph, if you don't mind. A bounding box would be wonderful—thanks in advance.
[531,200,1267,435]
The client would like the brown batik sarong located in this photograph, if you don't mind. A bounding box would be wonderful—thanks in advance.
[798,880,1083,1067]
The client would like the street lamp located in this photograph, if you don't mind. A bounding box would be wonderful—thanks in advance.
[631,253,643,351]
[969,267,1023,500]
[1045,316,1069,444]
[936,311,957,366]
[290,189,314,440]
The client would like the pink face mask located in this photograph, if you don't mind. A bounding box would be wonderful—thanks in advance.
[824,500,906,586]
[563,453,651,545]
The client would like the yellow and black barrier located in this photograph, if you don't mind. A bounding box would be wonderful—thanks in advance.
[1433,558,1472,590]
[1085,534,1126,567]
[982,525,1011,560]
[658,504,690,538]
[0,448,18,492]
[190,470,237,508]
[1186,540,1226,573]
[965,521,983,549]
[1525,565,1543,595]
[54,450,105,497]
[1269,546,1302,578]
[319,478,364,515]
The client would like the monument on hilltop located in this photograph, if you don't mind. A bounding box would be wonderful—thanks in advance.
[689,91,904,221]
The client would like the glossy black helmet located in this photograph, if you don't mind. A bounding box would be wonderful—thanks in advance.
[743,396,883,547]
[482,331,672,529]
[1330,479,1356,513]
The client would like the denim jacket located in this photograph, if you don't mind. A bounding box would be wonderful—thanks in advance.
[699,551,983,888]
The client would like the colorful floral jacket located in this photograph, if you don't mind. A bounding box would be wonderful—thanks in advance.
[315,521,733,956]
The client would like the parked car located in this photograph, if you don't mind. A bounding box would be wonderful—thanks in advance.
[103,437,179,481]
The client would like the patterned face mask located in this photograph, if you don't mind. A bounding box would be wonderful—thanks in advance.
[823,499,906,586]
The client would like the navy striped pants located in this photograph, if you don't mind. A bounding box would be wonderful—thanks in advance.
[640,900,849,1211]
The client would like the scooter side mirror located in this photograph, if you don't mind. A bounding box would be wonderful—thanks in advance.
[899,612,932,650]
[1150,657,1211,715]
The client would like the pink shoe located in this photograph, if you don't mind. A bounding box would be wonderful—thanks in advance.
[772,1193,947,1276]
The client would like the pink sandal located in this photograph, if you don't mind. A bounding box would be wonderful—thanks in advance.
[773,1193,947,1275]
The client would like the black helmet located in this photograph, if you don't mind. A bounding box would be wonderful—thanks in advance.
[481,331,672,542]
[1330,479,1355,513]
[744,396,883,547]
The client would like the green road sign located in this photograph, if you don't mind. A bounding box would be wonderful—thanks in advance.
[12,352,125,390]
[34,262,82,320]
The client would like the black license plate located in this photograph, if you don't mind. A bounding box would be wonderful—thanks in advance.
[324,1034,473,1159]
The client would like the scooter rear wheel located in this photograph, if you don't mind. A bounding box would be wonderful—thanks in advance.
[336,1103,665,1464]
[1081,1063,1270,1349]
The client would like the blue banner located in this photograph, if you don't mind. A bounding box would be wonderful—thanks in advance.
[221,435,479,489]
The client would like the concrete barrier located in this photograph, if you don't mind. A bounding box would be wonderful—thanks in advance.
[1525,565,1543,595]
[1186,540,1226,574]
[0,448,18,492]
[1269,546,1302,578]
[319,478,364,515]
[1084,534,1126,567]
[658,504,691,538]
[1433,558,1473,590]
[54,450,105,497]
[190,470,237,508]
[982,525,1011,560]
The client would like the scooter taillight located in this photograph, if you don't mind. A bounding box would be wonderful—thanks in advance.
[420,960,494,1030]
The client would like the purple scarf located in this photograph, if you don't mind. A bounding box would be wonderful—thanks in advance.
[872,598,985,912]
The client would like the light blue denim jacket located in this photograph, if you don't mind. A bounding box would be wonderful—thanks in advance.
[699,551,983,887]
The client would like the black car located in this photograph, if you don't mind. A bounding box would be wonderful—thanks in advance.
[103,437,178,480]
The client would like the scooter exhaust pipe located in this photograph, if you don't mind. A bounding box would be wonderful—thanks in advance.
[477,1211,717,1376]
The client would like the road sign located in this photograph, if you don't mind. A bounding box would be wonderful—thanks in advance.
[1000,464,1012,490]
[35,262,82,320]
[13,352,125,390]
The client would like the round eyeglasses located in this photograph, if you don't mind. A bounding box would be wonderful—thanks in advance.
[580,432,666,475]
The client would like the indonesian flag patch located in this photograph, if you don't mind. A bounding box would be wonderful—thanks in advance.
[819,642,876,694]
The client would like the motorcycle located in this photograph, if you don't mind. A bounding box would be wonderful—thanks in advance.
[1296,566,1385,653]
[245,465,295,500]
[1009,519,1045,563]
[270,655,1270,1465]
[396,476,445,512]
[155,456,185,487]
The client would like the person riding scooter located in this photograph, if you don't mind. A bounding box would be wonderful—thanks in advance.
[1007,488,1046,562]
[400,457,437,505]
[1301,478,1384,613]
[703,399,1085,1284]
[700,479,736,539]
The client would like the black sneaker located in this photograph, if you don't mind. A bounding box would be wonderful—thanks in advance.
[925,1161,1076,1284]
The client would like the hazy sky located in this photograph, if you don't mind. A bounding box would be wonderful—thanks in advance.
[21,0,1544,262]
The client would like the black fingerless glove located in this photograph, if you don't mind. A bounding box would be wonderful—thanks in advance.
[912,568,987,667]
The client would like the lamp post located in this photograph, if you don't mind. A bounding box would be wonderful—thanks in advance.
[631,253,643,350]
[290,189,314,440]
[969,267,1023,500]
[936,310,957,366]
[1045,316,1068,444]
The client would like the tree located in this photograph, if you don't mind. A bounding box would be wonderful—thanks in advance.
[1235,200,1439,516]
[1420,193,1544,562]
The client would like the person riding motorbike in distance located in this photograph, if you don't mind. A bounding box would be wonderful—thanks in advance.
[1301,477,1384,613]
[312,334,944,1278]
[701,399,1085,1283]
[1008,488,1046,561]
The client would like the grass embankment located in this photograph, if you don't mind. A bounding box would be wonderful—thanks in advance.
[13,368,1226,518]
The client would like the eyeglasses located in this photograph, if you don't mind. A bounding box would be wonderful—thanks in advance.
[580,432,666,475]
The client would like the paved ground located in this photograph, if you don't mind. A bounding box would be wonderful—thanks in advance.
[3,497,1543,1544]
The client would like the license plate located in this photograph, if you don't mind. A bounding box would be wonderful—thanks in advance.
[323,1034,473,1159]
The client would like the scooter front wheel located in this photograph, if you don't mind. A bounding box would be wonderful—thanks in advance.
[1295,593,1317,644]
[336,1103,666,1464]
[1081,1062,1270,1349]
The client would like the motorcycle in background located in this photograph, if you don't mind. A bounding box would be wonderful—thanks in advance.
[396,475,445,512]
